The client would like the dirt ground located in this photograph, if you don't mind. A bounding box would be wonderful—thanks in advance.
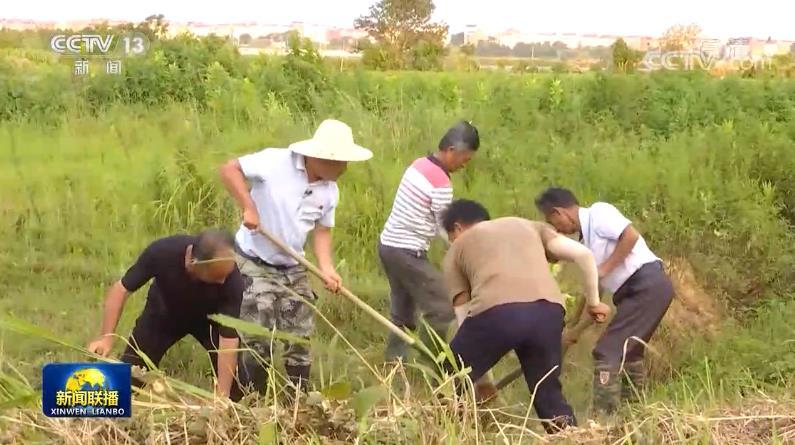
[648,258,723,378]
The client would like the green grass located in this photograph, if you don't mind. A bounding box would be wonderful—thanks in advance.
[1,36,795,442]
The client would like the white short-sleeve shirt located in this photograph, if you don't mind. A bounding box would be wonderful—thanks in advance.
[579,202,659,293]
[235,148,338,266]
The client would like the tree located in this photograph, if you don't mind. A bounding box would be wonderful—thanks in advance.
[239,33,252,46]
[791,42,795,55]
[534,42,559,58]
[141,14,169,39]
[354,0,448,70]
[611,38,642,73]
[660,23,702,51]
[446,45,479,71]
[513,42,534,58]
[460,43,475,57]
[286,32,322,63]
[411,39,447,70]
[450,32,465,46]
[475,40,511,58]
[283,32,328,112]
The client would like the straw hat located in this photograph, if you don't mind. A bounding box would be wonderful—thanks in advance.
[289,119,373,162]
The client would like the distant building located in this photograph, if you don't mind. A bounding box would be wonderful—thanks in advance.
[558,32,579,48]
[747,38,766,59]
[167,23,191,36]
[463,25,487,45]
[0,19,43,30]
[286,22,329,44]
[579,34,616,47]
[623,36,647,51]
[336,28,368,41]
[763,38,780,57]
[496,28,522,48]
[726,38,751,60]
[184,22,216,37]
[230,24,290,41]
[698,38,722,57]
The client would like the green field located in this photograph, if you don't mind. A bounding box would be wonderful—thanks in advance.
[1,37,795,443]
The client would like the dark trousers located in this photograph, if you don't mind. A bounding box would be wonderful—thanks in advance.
[593,261,675,369]
[120,303,244,401]
[449,301,576,433]
[378,242,455,361]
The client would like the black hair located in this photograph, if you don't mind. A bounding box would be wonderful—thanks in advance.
[438,120,480,152]
[193,229,235,261]
[442,199,491,232]
[535,187,580,213]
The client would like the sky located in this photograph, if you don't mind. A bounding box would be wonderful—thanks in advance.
[4,0,795,40]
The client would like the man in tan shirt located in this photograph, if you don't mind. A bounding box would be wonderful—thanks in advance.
[441,199,609,433]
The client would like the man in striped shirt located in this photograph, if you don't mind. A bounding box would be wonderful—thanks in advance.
[378,121,481,362]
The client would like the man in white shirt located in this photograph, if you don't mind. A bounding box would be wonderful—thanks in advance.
[220,119,372,397]
[535,187,674,415]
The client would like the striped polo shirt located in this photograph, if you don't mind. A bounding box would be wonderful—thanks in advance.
[380,156,453,251]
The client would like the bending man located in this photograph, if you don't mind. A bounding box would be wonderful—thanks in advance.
[441,200,610,433]
[88,229,243,400]
[536,187,674,415]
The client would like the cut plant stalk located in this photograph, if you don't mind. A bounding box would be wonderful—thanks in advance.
[254,226,415,346]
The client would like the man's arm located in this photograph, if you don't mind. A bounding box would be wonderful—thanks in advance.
[452,291,471,326]
[87,281,131,356]
[99,281,130,337]
[597,225,640,278]
[88,244,155,356]
[544,234,600,307]
[219,158,260,229]
[215,336,239,398]
[443,249,470,327]
[312,225,341,292]
[544,233,610,322]
[429,187,453,244]
[213,272,244,398]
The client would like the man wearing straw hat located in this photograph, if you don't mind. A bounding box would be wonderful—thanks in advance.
[220,119,372,397]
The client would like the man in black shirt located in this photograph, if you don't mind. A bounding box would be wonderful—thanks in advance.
[87,229,244,400]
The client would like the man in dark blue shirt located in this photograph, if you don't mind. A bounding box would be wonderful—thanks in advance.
[87,229,244,400]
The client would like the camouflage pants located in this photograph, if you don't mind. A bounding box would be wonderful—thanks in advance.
[236,253,316,377]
